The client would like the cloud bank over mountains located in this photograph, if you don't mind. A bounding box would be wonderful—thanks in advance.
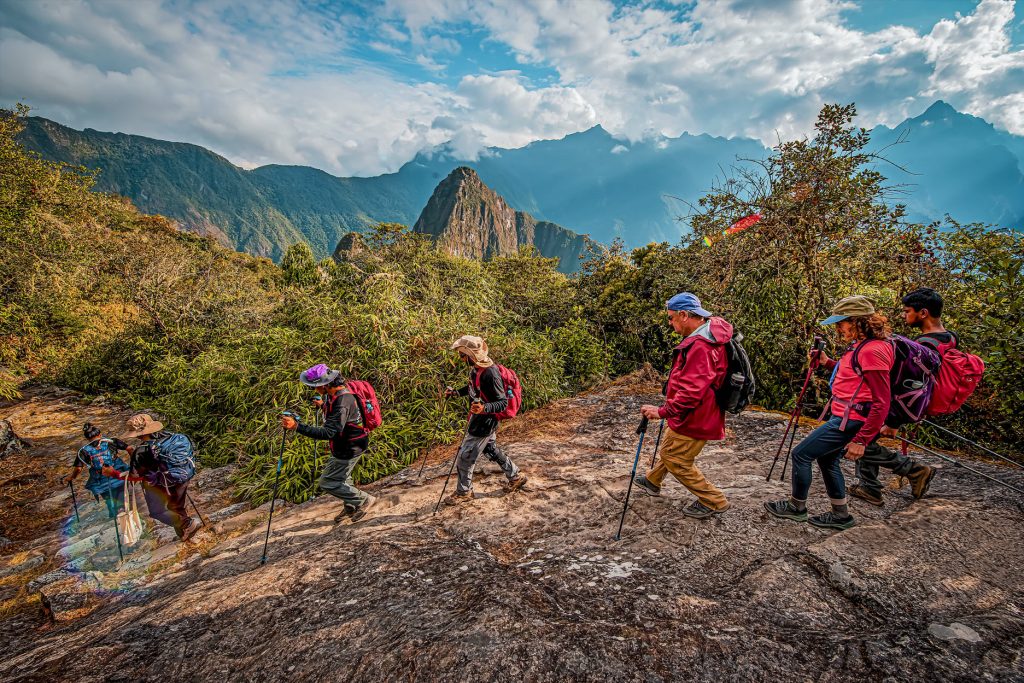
[1,0,1022,177]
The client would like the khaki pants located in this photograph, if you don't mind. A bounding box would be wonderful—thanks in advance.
[646,427,728,510]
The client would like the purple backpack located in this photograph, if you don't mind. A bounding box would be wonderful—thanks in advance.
[852,335,940,427]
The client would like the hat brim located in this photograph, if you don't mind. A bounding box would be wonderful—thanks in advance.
[819,314,849,326]
[299,369,340,387]
[123,420,164,438]
[690,306,712,318]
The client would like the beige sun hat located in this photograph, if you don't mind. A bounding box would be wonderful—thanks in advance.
[450,335,494,367]
[123,413,164,438]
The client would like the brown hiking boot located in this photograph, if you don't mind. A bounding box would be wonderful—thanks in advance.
[350,495,378,522]
[506,474,528,492]
[334,505,356,524]
[849,484,884,507]
[907,464,936,499]
[180,516,202,542]
[444,490,475,506]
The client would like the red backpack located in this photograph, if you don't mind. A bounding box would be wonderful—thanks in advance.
[345,380,382,433]
[472,365,522,421]
[924,335,985,416]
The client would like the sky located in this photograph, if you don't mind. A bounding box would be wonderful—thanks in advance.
[1,0,1022,177]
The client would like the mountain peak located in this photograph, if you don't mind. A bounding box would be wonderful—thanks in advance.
[920,100,958,121]
[411,168,590,272]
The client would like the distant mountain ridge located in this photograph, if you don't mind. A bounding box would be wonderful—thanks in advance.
[17,101,1024,262]
[412,167,591,273]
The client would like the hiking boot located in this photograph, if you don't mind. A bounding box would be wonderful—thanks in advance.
[907,464,936,499]
[682,501,729,519]
[808,512,856,530]
[849,484,884,507]
[334,505,356,524]
[763,500,808,522]
[506,474,528,492]
[444,490,475,506]
[633,475,661,497]
[349,495,378,522]
[180,516,202,542]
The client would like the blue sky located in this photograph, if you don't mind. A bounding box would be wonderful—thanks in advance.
[2,0,1022,176]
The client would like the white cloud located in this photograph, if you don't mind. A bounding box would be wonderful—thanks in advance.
[1,0,1021,179]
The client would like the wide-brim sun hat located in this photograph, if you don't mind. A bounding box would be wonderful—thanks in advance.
[450,335,494,367]
[300,363,340,387]
[123,413,164,438]
[820,295,876,326]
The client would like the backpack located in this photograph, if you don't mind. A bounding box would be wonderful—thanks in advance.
[715,331,756,414]
[345,380,382,433]
[473,365,522,421]
[922,335,985,416]
[151,433,197,487]
[851,335,940,427]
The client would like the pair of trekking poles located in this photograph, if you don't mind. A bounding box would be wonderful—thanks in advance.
[614,416,667,541]
[763,336,1023,493]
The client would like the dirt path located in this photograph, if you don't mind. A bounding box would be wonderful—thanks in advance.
[2,375,1023,682]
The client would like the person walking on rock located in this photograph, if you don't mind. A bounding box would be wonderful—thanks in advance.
[765,296,894,530]
[632,293,733,519]
[849,288,942,506]
[281,364,378,523]
[64,422,130,519]
[444,335,526,504]
[103,413,201,542]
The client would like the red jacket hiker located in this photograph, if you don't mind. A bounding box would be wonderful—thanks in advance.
[658,316,733,441]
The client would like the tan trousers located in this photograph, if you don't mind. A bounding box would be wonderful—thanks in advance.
[646,427,729,510]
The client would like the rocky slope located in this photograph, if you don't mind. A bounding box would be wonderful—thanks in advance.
[412,167,592,273]
[1,373,1023,681]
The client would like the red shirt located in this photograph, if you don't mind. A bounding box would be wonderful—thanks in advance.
[830,339,894,416]
[658,317,733,441]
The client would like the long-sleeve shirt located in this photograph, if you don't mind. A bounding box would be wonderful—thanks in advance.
[296,391,368,459]
[456,365,509,437]
[658,317,732,440]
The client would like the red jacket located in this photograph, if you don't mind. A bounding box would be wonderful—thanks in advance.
[658,317,733,441]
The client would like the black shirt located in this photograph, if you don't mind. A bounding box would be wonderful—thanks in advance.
[297,391,368,459]
[456,365,509,437]
[916,330,957,351]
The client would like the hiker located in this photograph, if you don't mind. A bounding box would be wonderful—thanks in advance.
[443,335,526,504]
[765,296,896,530]
[281,364,378,523]
[631,293,733,519]
[63,423,131,519]
[102,414,201,542]
[849,288,944,506]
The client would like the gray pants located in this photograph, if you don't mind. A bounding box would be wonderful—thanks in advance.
[320,456,368,509]
[856,440,917,494]
[456,431,519,494]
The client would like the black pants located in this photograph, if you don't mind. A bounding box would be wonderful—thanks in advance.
[856,440,918,494]
[142,480,191,537]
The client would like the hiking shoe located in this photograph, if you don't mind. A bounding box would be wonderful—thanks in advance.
[849,484,884,507]
[763,500,808,522]
[808,512,856,530]
[907,464,936,500]
[506,474,528,492]
[444,490,475,506]
[633,475,661,497]
[333,505,356,524]
[682,501,729,519]
[349,495,377,522]
[180,516,202,542]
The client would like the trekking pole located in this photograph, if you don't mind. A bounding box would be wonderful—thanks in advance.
[648,419,665,469]
[185,491,210,528]
[433,444,461,515]
[921,419,1023,469]
[614,416,650,541]
[68,481,82,530]
[260,413,292,566]
[767,335,825,481]
[111,505,125,568]
[900,436,1024,496]
[778,410,803,482]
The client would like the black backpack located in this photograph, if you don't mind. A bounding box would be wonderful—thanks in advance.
[716,331,756,414]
